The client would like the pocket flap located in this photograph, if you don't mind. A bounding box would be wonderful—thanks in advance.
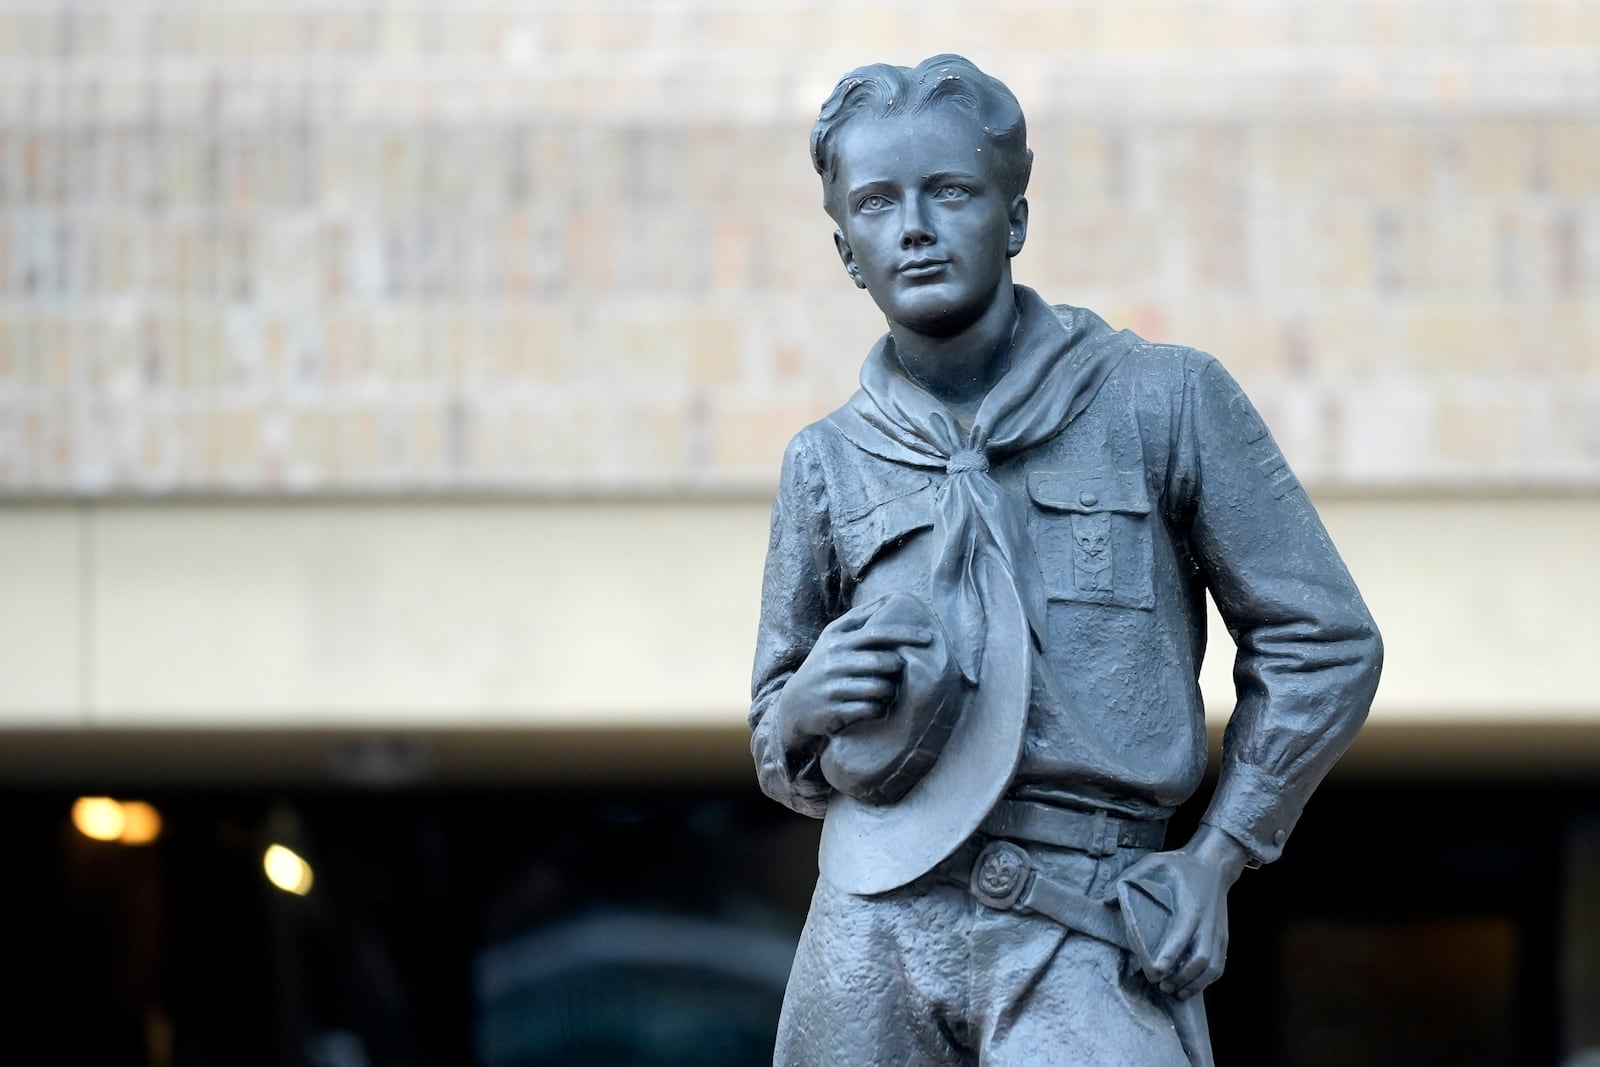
[1027,469,1151,516]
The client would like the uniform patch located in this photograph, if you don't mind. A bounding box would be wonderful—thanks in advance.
[1253,445,1300,498]
[1231,387,1300,498]
[1071,513,1114,596]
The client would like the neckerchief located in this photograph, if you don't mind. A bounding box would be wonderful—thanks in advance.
[828,286,1131,684]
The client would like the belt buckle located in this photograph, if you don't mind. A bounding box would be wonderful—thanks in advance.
[969,840,1032,911]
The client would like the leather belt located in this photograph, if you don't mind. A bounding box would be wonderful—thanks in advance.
[941,831,1217,1067]
[945,839,1131,952]
[980,799,1166,856]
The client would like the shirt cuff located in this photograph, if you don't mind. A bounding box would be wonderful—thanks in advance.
[1202,760,1298,866]
[751,710,829,820]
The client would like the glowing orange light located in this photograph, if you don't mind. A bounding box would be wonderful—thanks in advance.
[72,797,164,845]
[72,797,126,842]
[118,801,163,845]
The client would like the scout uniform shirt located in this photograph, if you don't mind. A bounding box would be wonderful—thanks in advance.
[750,286,1383,871]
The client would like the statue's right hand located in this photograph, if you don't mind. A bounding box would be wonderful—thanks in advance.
[779,607,935,746]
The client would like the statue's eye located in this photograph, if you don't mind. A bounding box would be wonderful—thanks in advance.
[857,193,891,212]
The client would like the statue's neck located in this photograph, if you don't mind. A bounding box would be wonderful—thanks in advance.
[889,285,1019,429]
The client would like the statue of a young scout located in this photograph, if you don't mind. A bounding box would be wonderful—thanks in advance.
[749,55,1383,1066]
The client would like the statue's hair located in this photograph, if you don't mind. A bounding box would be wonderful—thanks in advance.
[811,54,1033,221]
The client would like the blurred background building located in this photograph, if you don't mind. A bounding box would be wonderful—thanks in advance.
[0,1,1597,1064]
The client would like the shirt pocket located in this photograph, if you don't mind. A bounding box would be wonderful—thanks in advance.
[834,475,936,584]
[1027,468,1156,610]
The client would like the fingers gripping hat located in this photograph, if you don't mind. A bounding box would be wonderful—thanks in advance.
[818,592,964,806]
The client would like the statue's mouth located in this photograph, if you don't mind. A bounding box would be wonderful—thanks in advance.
[900,259,949,278]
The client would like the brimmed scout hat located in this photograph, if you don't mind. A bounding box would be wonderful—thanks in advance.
[817,576,1032,895]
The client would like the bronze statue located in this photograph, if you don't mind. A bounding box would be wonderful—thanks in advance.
[749,55,1382,1066]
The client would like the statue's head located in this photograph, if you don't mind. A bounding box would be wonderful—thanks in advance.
[811,55,1033,226]
[810,55,1033,337]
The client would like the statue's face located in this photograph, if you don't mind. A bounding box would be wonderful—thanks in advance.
[829,110,1025,337]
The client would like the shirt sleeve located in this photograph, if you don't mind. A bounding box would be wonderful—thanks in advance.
[749,432,840,819]
[1174,354,1383,865]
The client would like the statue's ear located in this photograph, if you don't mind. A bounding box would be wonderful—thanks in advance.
[1007,197,1029,258]
[835,230,867,289]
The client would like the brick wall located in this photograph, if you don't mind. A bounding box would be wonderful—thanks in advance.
[1,1,1596,494]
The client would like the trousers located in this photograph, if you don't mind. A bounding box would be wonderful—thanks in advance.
[773,840,1191,1067]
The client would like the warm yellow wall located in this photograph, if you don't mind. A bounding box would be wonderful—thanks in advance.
[4,494,1596,737]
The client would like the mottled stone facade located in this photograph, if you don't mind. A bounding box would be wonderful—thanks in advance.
[1,1,1597,494]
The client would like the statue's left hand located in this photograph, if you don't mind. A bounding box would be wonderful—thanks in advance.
[1117,823,1249,1001]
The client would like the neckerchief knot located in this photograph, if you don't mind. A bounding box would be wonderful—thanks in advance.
[946,450,989,476]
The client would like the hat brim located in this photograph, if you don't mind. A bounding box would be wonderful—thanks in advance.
[818,555,1031,896]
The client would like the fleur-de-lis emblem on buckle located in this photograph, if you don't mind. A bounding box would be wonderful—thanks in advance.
[970,841,1031,910]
